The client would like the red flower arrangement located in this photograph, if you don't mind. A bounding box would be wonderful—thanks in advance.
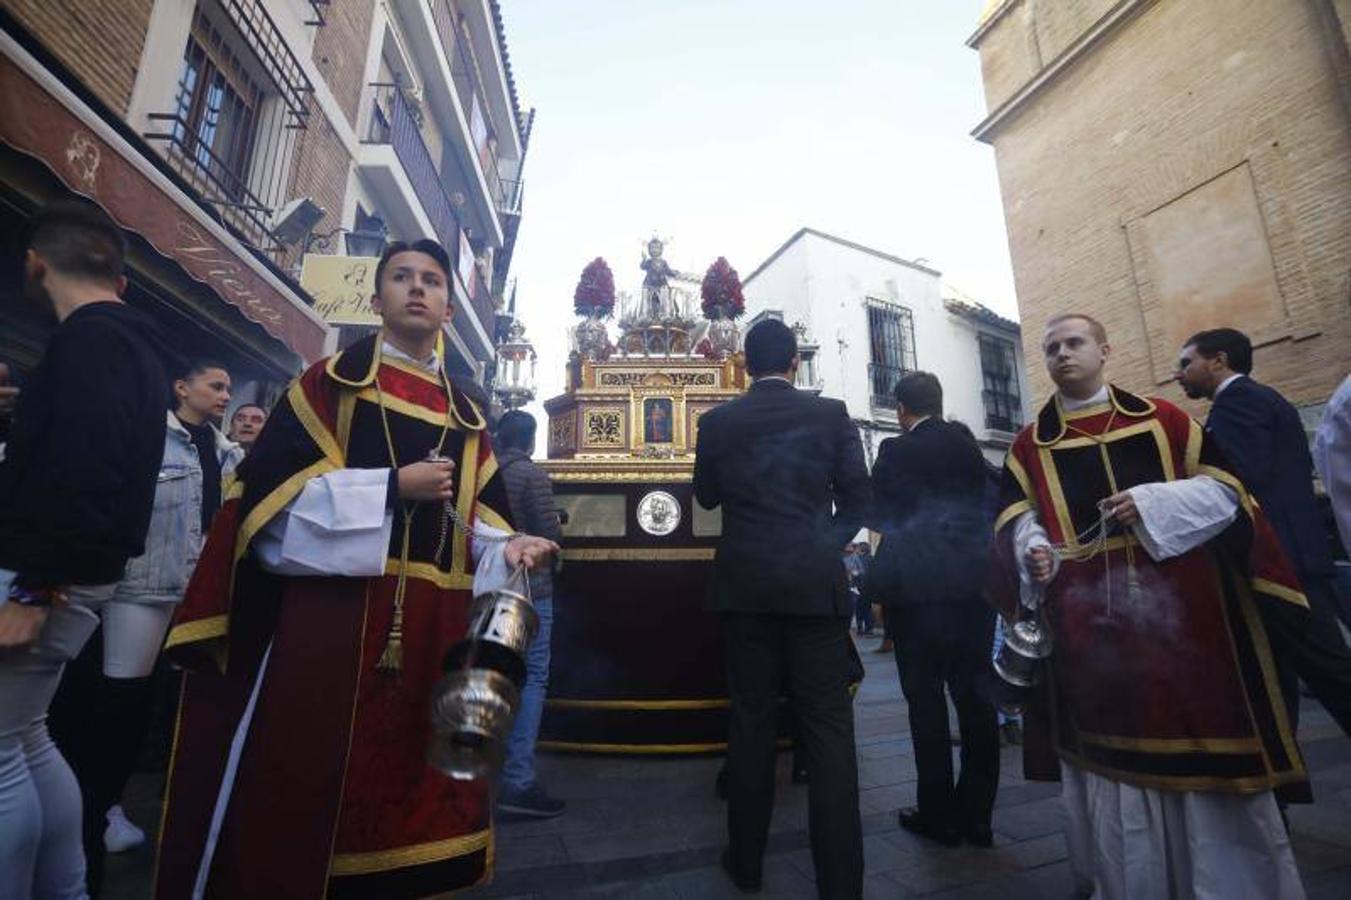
[700,256,745,319]
[573,257,616,318]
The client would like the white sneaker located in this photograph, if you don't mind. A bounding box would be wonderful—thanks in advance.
[104,804,146,853]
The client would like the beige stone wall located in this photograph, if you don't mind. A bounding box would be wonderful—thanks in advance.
[975,0,1351,413]
[2,0,155,115]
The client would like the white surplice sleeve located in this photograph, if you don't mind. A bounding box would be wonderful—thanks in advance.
[254,468,394,577]
[1125,475,1238,562]
[255,468,522,589]
[1012,509,1057,609]
[471,521,515,597]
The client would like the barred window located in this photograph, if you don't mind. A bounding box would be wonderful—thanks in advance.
[145,0,314,255]
[173,13,264,204]
[867,300,916,408]
[979,333,1022,432]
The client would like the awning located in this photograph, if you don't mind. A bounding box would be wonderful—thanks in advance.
[0,36,329,364]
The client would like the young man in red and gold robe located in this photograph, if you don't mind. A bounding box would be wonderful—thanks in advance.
[154,239,558,899]
[988,314,1310,899]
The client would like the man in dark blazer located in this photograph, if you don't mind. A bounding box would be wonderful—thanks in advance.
[869,371,999,847]
[694,319,869,898]
[1177,328,1351,737]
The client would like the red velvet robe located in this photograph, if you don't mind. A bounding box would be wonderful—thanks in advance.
[988,386,1308,795]
[155,335,513,899]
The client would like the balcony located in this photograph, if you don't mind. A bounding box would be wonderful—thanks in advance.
[429,0,523,224]
[359,82,495,356]
[364,83,460,254]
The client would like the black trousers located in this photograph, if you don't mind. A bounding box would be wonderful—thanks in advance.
[1260,575,1351,739]
[47,626,160,897]
[723,613,863,899]
[890,601,999,830]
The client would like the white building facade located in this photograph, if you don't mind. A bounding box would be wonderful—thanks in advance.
[742,228,1031,466]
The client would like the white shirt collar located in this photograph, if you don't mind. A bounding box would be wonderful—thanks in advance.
[1214,373,1244,398]
[382,340,441,374]
[1059,384,1110,412]
[752,375,794,385]
[907,415,932,431]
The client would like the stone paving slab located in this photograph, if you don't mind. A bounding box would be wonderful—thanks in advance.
[468,634,1351,898]
[103,633,1351,899]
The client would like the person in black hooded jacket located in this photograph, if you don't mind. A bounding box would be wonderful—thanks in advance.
[0,199,169,900]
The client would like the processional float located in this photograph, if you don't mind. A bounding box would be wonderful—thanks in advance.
[537,239,753,753]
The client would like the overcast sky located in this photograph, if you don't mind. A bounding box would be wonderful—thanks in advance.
[496,0,1013,418]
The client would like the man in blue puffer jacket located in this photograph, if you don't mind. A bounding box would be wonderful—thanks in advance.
[493,410,567,819]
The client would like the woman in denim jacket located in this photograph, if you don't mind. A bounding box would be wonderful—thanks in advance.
[48,362,244,892]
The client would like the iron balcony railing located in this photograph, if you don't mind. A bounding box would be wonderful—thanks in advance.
[363,83,459,254]
[145,111,282,251]
[869,362,909,410]
[363,82,495,337]
[431,0,514,215]
[498,177,523,216]
[982,388,1023,433]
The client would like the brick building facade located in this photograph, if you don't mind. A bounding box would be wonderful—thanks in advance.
[1,0,155,115]
[1,0,532,395]
[968,0,1351,418]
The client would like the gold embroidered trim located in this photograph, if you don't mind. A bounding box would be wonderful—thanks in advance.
[1197,464,1256,518]
[994,499,1033,534]
[476,454,499,493]
[1184,418,1203,478]
[288,380,344,464]
[1077,731,1262,754]
[381,356,443,385]
[163,614,228,650]
[235,459,339,563]
[1006,452,1034,500]
[382,559,475,590]
[475,503,512,536]
[1252,578,1308,609]
[150,672,188,898]
[1057,747,1304,795]
[356,387,462,429]
[328,829,491,876]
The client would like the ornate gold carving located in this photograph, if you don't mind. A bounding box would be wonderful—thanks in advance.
[582,409,626,448]
[689,408,706,447]
[549,413,576,452]
[595,369,719,389]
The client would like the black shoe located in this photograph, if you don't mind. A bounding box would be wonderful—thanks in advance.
[897,807,960,846]
[962,823,994,847]
[498,784,566,819]
[720,848,761,893]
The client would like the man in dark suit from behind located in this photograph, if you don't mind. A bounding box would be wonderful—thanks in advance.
[869,372,1000,847]
[694,319,869,898]
[1177,328,1351,737]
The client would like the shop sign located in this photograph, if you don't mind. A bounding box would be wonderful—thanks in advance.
[300,254,381,325]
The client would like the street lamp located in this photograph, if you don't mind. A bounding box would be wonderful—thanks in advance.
[304,215,389,258]
[493,317,537,411]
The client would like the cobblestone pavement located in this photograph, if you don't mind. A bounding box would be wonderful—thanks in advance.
[109,632,1351,898]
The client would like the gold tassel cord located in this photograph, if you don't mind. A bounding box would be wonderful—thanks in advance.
[372,336,454,674]
[377,515,415,672]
